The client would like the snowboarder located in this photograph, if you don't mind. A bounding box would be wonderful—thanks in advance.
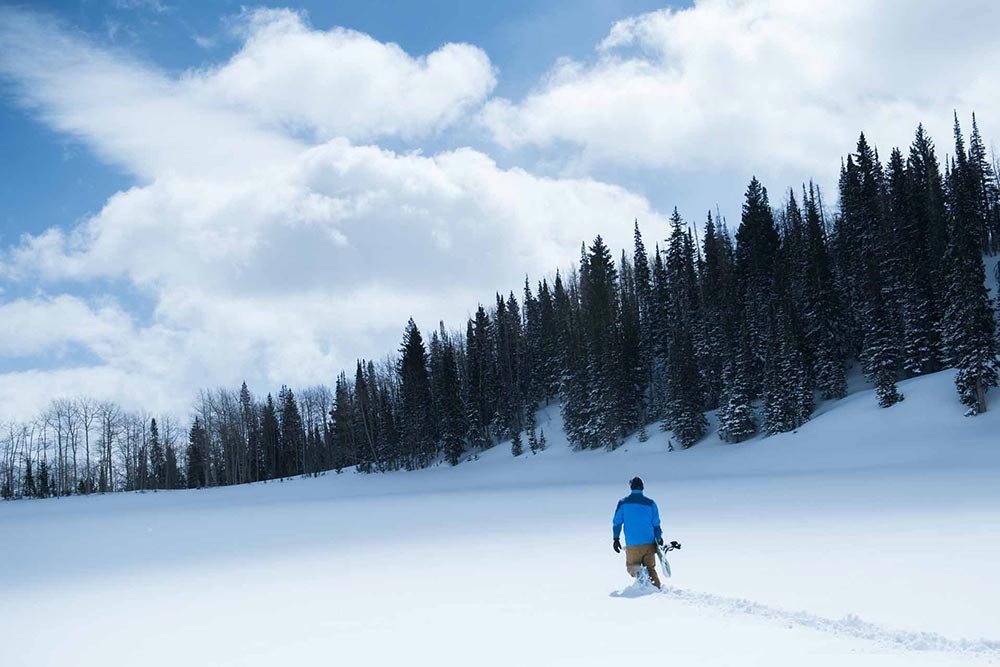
[612,476,663,588]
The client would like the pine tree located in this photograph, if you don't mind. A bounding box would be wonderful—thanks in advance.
[464,306,496,449]
[734,178,781,394]
[526,409,539,453]
[148,418,165,490]
[802,183,847,398]
[718,324,757,443]
[398,319,435,468]
[511,430,523,457]
[556,268,594,449]
[698,210,736,408]
[632,220,654,420]
[662,210,707,447]
[431,324,466,466]
[279,387,305,476]
[579,235,626,448]
[186,417,207,489]
[861,290,904,407]
[537,429,547,451]
[24,456,35,498]
[536,278,560,400]
[762,302,815,432]
[165,441,182,489]
[261,394,280,478]
[942,115,999,414]
[38,458,50,498]
[331,373,356,471]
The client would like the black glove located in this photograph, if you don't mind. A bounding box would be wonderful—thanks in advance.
[656,536,663,546]
[613,538,622,553]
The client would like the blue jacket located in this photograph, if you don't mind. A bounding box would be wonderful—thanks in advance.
[613,489,662,546]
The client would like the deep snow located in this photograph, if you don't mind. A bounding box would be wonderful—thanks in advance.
[1,369,998,666]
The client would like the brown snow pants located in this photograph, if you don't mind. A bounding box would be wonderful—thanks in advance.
[625,543,661,588]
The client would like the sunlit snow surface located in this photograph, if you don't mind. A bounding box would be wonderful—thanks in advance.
[2,370,999,666]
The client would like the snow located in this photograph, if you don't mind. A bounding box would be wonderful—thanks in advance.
[2,369,999,666]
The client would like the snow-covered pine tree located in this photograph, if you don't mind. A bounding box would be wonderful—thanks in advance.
[718,324,757,443]
[801,183,848,398]
[510,429,523,456]
[617,249,643,435]
[941,115,999,414]
[632,220,653,418]
[555,269,593,449]
[762,262,815,433]
[536,278,560,401]
[579,236,625,448]
[648,245,670,421]
[888,143,941,376]
[662,209,707,447]
[526,409,539,453]
[735,178,781,396]
[861,290,904,407]
[698,210,736,409]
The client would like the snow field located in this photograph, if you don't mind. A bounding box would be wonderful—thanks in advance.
[1,369,998,666]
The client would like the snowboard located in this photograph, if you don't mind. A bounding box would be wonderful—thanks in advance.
[655,540,681,580]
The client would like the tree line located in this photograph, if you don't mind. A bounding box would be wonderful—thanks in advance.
[2,115,998,500]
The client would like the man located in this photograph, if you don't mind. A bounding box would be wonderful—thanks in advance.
[612,476,663,588]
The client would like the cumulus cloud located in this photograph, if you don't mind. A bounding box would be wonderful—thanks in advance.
[198,8,497,141]
[0,6,656,418]
[481,0,1000,176]
[0,296,133,357]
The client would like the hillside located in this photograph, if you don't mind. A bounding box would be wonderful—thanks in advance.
[1,369,998,666]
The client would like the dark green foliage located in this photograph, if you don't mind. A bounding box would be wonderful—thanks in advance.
[718,325,757,443]
[942,115,999,414]
[511,430,523,457]
[398,319,435,468]
[735,178,781,394]
[186,417,208,489]
[148,418,165,490]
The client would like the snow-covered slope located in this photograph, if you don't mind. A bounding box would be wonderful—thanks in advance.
[2,370,998,666]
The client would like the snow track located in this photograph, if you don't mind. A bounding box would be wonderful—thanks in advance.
[658,585,1000,658]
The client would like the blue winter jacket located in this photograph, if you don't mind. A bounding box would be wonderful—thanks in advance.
[612,489,662,546]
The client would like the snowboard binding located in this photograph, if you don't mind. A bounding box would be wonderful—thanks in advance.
[662,540,681,552]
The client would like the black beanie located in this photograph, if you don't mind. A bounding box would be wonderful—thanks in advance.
[629,476,644,490]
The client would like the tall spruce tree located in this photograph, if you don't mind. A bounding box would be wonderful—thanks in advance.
[279,387,305,476]
[942,116,999,414]
[718,323,757,443]
[735,178,781,394]
[431,324,466,466]
[148,417,165,490]
[186,417,207,488]
[662,210,707,447]
[802,183,848,398]
[398,319,436,467]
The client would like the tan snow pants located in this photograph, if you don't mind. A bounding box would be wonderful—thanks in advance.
[625,543,661,588]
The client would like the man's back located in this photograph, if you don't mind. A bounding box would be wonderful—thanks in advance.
[613,488,661,546]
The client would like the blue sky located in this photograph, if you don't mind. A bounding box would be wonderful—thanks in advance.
[1,0,998,418]
[1,0,668,233]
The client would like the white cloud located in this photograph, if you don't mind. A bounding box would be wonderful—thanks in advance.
[197,8,498,142]
[0,7,657,419]
[0,296,132,357]
[481,0,1000,176]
